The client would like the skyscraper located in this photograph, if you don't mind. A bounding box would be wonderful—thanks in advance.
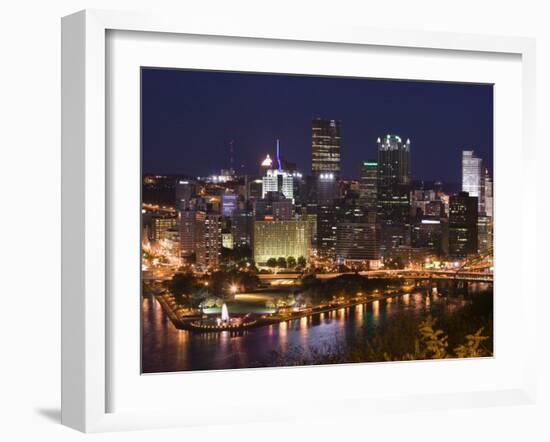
[260,154,273,177]
[376,134,412,254]
[261,140,294,202]
[175,180,195,211]
[195,213,222,269]
[261,169,294,201]
[178,209,204,258]
[231,209,254,247]
[377,135,411,185]
[311,118,341,177]
[449,192,478,258]
[359,161,378,210]
[462,150,483,213]
[483,168,493,218]
[221,191,237,217]
[316,200,343,258]
[253,220,312,264]
[477,215,492,254]
[336,211,380,265]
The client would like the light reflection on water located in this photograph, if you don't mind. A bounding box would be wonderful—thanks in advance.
[142,284,490,373]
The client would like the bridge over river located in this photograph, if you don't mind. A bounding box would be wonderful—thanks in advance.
[143,268,493,284]
[257,269,493,284]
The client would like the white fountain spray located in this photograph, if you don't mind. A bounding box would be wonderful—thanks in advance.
[221,303,230,322]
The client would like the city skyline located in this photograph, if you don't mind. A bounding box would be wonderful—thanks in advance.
[141,69,494,373]
[142,68,493,185]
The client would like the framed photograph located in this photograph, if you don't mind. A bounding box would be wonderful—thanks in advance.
[61,9,537,432]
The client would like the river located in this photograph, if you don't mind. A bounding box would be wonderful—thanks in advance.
[142,284,491,373]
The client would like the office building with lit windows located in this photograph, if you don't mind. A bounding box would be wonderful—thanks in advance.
[195,213,222,269]
[178,210,204,259]
[311,118,341,177]
[462,150,483,213]
[253,220,312,265]
[336,211,379,264]
[175,180,196,211]
[262,169,294,202]
[149,213,177,242]
[231,209,254,247]
[377,134,412,254]
[483,168,493,218]
[221,191,238,217]
[449,192,478,258]
[359,161,378,210]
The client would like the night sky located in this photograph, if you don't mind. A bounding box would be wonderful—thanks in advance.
[142,68,493,186]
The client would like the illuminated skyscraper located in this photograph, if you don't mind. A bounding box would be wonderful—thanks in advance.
[462,150,483,213]
[262,169,294,201]
[195,213,222,269]
[477,215,492,254]
[311,118,341,177]
[316,202,340,258]
[376,134,412,254]
[178,209,205,258]
[359,161,378,210]
[261,139,294,201]
[336,211,380,265]
[260,154,273,176]
[378,135,411,186]
[253,220,312,264]
[175,180,195,211]
[483,168,493,218]
[221,191,237,217]
[449,192,478,258]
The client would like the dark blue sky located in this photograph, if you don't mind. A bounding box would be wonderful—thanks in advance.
[142,68,493,185]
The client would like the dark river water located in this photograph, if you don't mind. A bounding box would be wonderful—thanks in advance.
[142,285,490,373]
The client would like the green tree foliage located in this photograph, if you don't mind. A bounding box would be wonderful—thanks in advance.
[297,256,307,268]
[287,256,297,269]
[454,328,489,358]
[165,272,199,306]
[277,257,287,268]
[253,292,493,368]
[382,315,490,361]
[266,258,278,268]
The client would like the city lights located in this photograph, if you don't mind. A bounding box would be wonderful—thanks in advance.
[141,70,493,373]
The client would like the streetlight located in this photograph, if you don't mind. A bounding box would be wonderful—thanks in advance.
[230,284,238,295]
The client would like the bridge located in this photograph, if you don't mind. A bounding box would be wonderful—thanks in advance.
[257,268,492,283]
[143,251,493,284]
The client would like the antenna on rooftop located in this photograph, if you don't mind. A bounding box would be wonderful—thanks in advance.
[229,139,235,173]
[276,139,282,172]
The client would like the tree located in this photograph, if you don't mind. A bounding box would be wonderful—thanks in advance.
[266,257,278,268]
[454,328,489,358]
[165,272,198,306]
[277,257,287,268]
[384,257,405,270]
[416,315,448,359]
[297,256,307,268]
[287,256,297,269]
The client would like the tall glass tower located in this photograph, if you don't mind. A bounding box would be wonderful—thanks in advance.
[376,134,412,254]
[311,118,341,177]
[359,161,378,211]
[462,150,483,212]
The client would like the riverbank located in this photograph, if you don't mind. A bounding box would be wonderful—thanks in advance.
[155,289,415,332]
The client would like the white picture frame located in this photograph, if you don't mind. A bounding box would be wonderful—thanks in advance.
[61,9,537,433]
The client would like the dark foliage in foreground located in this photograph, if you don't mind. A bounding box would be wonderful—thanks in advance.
[253,292,493,367]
